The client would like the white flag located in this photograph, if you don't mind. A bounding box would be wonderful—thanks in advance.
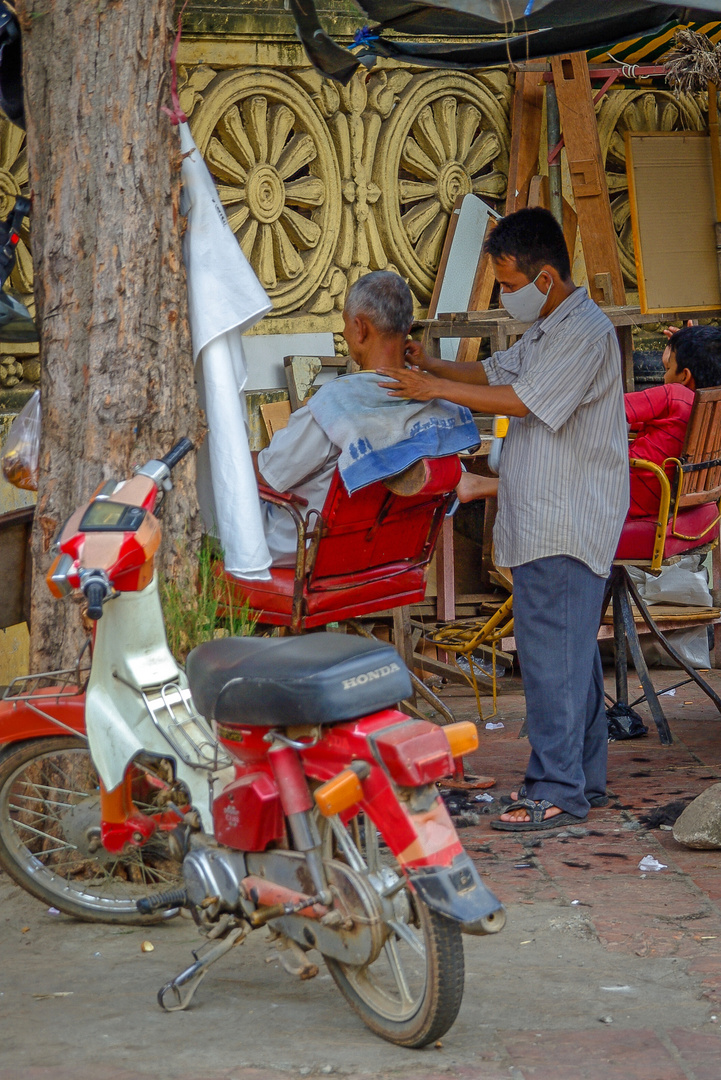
[179,122,273,579]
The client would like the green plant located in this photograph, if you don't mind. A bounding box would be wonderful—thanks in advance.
[160,540,257,664]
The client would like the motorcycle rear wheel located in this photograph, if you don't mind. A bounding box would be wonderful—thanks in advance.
[0,736,183,923]
[322,813,465,1047]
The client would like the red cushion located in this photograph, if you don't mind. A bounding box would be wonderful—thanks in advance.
[218,566,428,629]
[615,502,720,561]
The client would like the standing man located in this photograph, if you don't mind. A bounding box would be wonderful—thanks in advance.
[379,207,629,831]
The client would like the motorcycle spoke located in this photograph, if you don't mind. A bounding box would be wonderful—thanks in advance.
[10,788,79,809]
[329,815,365,873]
[383,937,414,1006]
[388,918,425,957]
[10,816,78,849]
[365,818,380,873]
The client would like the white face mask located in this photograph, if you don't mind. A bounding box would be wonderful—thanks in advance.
[500,270,552,322]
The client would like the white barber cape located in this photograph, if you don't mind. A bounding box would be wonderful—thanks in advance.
[179,121,273,579]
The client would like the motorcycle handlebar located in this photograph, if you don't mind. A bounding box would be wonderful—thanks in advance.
[84,580,107,621]
[160,438,194,472]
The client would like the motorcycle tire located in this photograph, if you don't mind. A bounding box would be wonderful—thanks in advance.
[0,736,183,924]
[321,814,464,1047]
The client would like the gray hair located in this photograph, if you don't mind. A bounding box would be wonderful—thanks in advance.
[344,271,414,336]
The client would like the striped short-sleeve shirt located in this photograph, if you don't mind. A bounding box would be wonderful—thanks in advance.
[483,288,629,578]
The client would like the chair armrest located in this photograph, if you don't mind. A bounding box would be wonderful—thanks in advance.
[257,483,308,509]
[629,457,671,571]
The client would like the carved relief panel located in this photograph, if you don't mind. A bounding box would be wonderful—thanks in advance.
[180,63,511,320]
[0,45,713,387]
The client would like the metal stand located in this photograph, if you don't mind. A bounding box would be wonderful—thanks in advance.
[607,566,721,746]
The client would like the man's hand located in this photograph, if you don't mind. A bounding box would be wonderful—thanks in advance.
[404,340,437,372]
[377,366,440,401]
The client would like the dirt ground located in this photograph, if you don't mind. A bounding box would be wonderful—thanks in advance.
[2,666,721,1080]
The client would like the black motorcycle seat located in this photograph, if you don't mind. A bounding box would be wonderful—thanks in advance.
[186,633,412,728]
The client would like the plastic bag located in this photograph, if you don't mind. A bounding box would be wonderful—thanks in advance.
[627,556,713,608]
[606,702,648,740]
[640,625,711,670]
[2,388,39,490]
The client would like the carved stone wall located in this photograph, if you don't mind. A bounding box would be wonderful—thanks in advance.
[180,61,510,328]
[0,0,713,400]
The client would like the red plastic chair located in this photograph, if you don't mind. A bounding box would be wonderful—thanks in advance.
[609,387,721,743]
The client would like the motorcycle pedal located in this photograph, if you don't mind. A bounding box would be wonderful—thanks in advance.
[274,935,319,981]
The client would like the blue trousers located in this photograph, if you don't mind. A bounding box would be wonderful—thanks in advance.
[513,556,608,818]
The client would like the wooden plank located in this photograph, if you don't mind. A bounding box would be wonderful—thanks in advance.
[426,305,721,339]
[505,69,545,214]
[550,52,626,307]
[502,613,721,651]
[393,606,416,699]
[709,398,721,495]
[436,516,455,622]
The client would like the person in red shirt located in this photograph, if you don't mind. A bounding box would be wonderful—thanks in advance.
[626,325,721,517]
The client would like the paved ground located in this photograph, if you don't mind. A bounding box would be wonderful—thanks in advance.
[2,666,721,1078]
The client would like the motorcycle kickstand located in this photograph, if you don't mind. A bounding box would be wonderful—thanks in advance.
[157,924,247,1012]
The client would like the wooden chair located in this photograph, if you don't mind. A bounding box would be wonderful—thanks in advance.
[609,387,721,743]
[215,456,463,723]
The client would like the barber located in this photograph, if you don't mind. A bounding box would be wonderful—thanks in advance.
[379,207,629,831]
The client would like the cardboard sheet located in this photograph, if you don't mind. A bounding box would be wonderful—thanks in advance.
[626,132,721,313]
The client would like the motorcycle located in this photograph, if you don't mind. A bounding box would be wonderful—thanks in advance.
[0,441,505,1046]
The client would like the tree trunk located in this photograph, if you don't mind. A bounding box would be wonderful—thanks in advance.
[17,0,202,671]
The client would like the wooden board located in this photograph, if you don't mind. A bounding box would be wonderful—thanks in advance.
[626,131,721,313]
[505,69,545,215]
[283,354,352,411]
[550,53,626,308]
[259,399,291,439]
[0,506,33,629]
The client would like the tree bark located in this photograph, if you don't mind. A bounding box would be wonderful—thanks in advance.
[17,0,202,670]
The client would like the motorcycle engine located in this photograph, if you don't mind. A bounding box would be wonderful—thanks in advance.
[183,843,252,924]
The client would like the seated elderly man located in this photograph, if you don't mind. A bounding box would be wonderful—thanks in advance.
[255,271,480,566]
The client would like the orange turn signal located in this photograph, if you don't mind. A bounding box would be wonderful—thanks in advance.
[46,553,74,599]
[314,769,363,818]
[444,721,479,758]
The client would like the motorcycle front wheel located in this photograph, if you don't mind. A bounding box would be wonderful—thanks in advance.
[0,736,184,923]
[321,813,465,1048]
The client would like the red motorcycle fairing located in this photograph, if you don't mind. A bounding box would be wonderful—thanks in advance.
[0,692,86,746]
[216,709,464,872]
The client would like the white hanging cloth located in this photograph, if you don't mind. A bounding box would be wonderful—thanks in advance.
[179,121,273,580]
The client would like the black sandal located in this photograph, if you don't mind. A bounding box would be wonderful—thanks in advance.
[501,785,608,810]
[491,797,587,832]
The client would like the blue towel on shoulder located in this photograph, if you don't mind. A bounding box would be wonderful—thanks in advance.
[307,371,479,493]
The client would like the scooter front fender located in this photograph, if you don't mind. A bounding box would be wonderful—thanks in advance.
[0,694,86,747]
[408,852,505,935]
[353,767,504,934]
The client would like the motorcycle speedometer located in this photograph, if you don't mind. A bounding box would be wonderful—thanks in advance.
[79,500,147,533]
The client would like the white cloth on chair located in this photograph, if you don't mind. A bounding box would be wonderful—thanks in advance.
[307,371,479,494]
[179,121,273,580]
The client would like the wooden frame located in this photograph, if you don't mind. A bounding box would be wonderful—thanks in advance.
[626,131,721,314]
[283,354,353,412]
